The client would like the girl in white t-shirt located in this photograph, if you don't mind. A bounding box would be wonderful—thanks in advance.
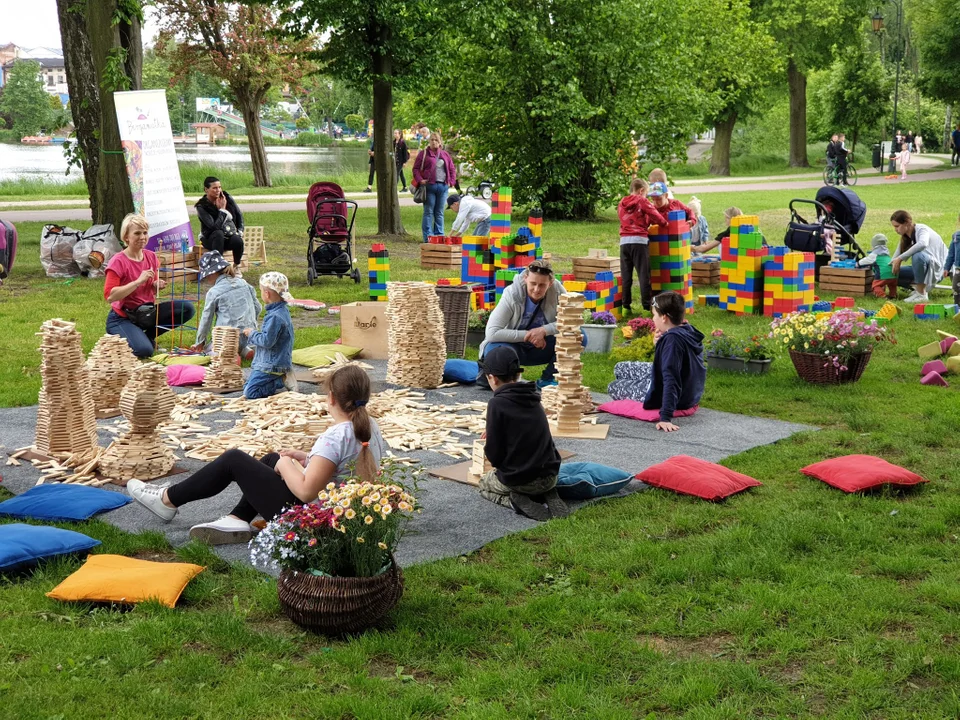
[126,365,385,545]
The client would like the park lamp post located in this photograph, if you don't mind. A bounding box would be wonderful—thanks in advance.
[872,3,903,173]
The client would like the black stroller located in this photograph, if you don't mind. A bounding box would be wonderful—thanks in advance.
[784,186,867,265]
[306,181,361,285]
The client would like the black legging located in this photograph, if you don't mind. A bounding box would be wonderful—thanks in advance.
[367,159,376,186]
[165,449,301,522]
[397,166,407,189]
[201,229,244,266]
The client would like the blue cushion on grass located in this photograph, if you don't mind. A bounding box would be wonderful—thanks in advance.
[0,484,130,522]
[443,359,479,383]
[556,462,633,500]
[0,524,101,571]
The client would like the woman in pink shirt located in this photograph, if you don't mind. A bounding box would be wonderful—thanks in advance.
[104,214,196,357]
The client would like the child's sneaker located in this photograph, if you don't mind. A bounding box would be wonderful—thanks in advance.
[189,516,256,545]
[536,378,558,390]
[127,479,177,522]
[543,489,570,519]
[510,492,550,521]
[905,292,928,303]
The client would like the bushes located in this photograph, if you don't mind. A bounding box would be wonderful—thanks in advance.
[611,334,655,363]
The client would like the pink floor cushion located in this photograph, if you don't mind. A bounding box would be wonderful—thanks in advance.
[921,371,949,387]
[166,364,207,386]
[636,455,761,501]
[800,455,927,493]
[598,399,698,422]
[921,360,947,376]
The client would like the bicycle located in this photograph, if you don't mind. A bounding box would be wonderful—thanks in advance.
[823,157,858,186]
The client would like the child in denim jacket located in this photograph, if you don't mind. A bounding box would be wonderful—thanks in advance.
[243,272,295,400]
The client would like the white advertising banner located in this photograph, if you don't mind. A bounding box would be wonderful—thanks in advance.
[115,89,194,252]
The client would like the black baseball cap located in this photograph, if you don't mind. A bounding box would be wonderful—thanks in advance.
[483,346,523,377]
[446,194,461,208]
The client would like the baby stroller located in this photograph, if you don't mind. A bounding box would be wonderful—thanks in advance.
[784,186,867,268]
[306,181,360,285]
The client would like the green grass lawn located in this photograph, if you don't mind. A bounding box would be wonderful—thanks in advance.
[2,181,960,718]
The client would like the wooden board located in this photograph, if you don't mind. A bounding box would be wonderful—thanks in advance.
[573,256,620,282]
[549,422,610,440]
[95,408,122,420]
[420,245,461,270]
[430,449,576,487]
[818,267,871,295]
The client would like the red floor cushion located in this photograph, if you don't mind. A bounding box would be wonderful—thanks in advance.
[636,455,762,501]
[800,455,927,493]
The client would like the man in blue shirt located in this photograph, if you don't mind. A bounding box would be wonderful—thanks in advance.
[952,126,960,166]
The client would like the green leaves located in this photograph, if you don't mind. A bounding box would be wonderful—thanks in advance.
[0,60,55,139]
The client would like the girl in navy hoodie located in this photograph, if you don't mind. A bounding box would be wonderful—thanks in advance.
[618,178,667,314]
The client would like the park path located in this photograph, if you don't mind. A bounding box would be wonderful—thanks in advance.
[2,156,957,223]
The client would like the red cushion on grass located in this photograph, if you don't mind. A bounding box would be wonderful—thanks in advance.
[636,455,761,501]
[800,455,927,493]
[598,399,698,422]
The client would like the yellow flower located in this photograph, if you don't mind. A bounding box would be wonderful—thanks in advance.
[333,506,344,516]
[340,499,351,508]
[381,503,393,515]
[364,515,374,525]
[373,504,381,513]
[326,482,336,491]
[356,537,365,544]
[345,508,356,519]
[378,542,388,550]
[370,493,381,502]
[362,496,372,506]
[398,501,411,511]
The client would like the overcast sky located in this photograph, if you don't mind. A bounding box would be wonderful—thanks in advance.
[0,0,159,50]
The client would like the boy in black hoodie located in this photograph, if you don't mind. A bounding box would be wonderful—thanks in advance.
[645,291,707,432]
[479,346,567,521]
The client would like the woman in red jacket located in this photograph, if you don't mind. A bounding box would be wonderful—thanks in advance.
[618,178,667,314]
[412,131,457,243]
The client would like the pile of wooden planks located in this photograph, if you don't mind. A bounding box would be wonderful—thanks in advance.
[540,383,596,421]
[818,266,872,296]
[691,259,721,287]
[385,282,446,389]
[204,326,244,390]
[420,243,461,270]
[35,319,99,457]
[554,293,586,434]
[573,249,621,282]
[85,333,139,414]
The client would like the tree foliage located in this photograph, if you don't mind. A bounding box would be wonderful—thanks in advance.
[911,0,960,105]
[154,1,315,187]
[821,38,891,150]
[0,61,52,137]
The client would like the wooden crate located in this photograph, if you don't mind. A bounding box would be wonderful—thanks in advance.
[243,226,267,266]
[691,260,720,287]
[818,266,872,295]
[157,245,201,283]
[421,244,461,270]
[572,253,620,282]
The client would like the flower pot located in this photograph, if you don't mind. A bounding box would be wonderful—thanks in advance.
[744,358,774,374]
[580,324,616,354]
[788,349,872,385]
[277,555,404,635]
[466,329,485,347]
[706,353,747,372]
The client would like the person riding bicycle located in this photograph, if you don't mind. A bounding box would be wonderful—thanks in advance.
[825,134,839,173]
[834,133,851,186]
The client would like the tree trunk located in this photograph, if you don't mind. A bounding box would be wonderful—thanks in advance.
[85,0,141,231]
[944,104,953,152]
[710,111,737,176]
[787,59,809,167]
[56,0,101,221]
[236,87,271,187]
[373,47,404,236]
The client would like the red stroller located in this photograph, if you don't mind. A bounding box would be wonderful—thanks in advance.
[306,181,360,285]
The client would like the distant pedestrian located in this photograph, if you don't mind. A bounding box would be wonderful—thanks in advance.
[364,139,375,192]
[897,142,911,181]
[412,131,457,243]
[905,130,915,152]
[952,126,960,166]
[394,130,410,193]
[914,134,923,154]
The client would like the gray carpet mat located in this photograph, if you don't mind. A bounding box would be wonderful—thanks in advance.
[0,359,815,569]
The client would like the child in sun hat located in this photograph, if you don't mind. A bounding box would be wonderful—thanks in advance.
[192,250,261,360]
[242,271,296,400]
[857,233,898,299]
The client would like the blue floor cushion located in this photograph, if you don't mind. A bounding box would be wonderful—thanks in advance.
[0,484,131,522]
[443,359,479,383]
[0,524,101,571]
[556,461,633,500]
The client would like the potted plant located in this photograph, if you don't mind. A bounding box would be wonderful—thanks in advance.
[466,309,490,347]
[249,461,420,635]
[741,334,774,374]
[581,310,618,354]
[705,329,747,372]
[769,309,890,384]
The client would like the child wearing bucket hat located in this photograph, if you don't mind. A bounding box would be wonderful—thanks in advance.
[192,251,262,359]
[242,272,296,399]
[857,233,898,299]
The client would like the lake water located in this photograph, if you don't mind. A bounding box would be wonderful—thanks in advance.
[0,143,371,184]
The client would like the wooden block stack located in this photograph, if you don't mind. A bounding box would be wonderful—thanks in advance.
[555,293,585,434]
[100,364,177,484]
[468,439,491,482]
[539,384,596,420]
[573,249,620,282]
[818,266,872,296]
[385,282,447,389]
[203,326,243,390]
[420,243,462,270]
[35,319,99,457]
[85,333,139,414]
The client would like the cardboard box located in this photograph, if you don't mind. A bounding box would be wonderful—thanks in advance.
[340,302,389,358]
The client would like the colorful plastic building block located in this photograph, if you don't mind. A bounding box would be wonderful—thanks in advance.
[719,214,765,315]
[367,244,389,301]
[649,210,693,313]
[762,247,815,318]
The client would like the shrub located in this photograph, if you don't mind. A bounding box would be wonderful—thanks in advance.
[611,334,655,363]
[627,317,655,337]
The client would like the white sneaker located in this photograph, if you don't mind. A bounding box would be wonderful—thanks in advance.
[904,293,928,304]
[127,479,177,522]
[283,369,299,392]
[189,516,255,545]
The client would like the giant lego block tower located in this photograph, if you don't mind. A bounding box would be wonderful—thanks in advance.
[490,186,512,242]
[648,210,693,312]
[719,215,766,315]
[762,248,815,318]
[368,243,389,302]
[583,271,622,319]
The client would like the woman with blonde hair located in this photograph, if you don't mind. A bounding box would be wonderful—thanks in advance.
[127,364,387,544]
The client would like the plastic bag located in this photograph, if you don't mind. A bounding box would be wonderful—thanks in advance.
[41,224,83,278]
[74,224,122,277]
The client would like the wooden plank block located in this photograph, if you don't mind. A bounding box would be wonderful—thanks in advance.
[549,422,610,440]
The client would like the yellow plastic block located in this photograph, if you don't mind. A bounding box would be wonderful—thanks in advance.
[947,356,960,374]
[918,341,943,359]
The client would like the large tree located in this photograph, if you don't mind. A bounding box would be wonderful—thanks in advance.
[754,0,871,166]
[822,40,891,151]
[0,61,51,138]
[154,2,314,187]
[273,0,450,236]
[56,0,142,228]
[912,0,960,147]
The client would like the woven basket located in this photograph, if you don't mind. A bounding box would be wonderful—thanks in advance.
[277,557,404,635]
[789,349,872,385]
[434,286,471,358]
